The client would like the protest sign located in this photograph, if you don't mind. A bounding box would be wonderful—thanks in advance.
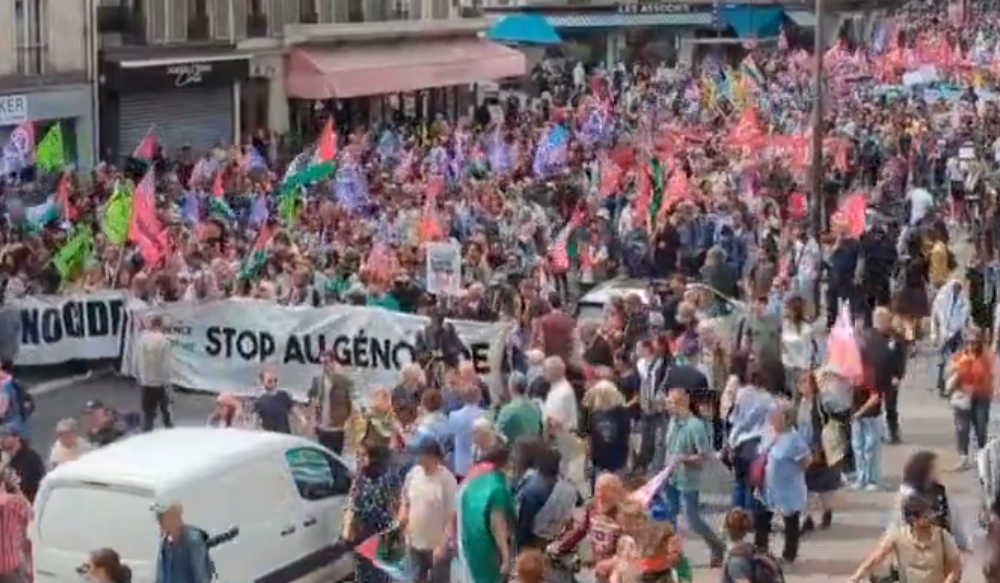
[13,292,128,365]
[425,241,462,295]
[121,301,510,401]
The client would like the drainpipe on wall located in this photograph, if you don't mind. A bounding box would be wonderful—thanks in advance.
[87,0,101,164]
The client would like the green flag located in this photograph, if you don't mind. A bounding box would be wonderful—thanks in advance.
[36,124,66,172]
[102,181,133,246]
[52,228,93,280]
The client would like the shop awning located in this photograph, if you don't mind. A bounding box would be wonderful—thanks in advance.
[785,10,817,27]
[286,39,526,100]
[720,5,786,38]
[545,12,713,28]
[487,14,563,45]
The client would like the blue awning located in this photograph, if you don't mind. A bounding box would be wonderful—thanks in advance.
[486,14,563,45]
[785,10,816,27]
[720,5,786,38]
[545,12,714,29]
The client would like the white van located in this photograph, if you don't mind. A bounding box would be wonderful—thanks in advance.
[32,428,354,583]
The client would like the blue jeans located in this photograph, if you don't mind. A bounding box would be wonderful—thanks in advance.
[954,396,991,456]
[851,416,884,487]
[661,485,726,559]
[730,439,760,510]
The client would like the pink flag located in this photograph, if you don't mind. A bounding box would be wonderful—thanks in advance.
[631,464,675,508]
[128,170,169,267]
[826,304,863,381]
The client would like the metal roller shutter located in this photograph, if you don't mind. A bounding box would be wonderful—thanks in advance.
[118,88,232,156]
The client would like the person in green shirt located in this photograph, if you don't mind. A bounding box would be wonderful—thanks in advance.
[457,446,516,583]
[496,373,543,446]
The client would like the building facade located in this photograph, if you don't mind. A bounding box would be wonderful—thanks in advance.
[96,0,517,157]
[0,0,97,167]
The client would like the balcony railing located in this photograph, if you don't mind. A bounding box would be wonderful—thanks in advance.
[247,12,268,36]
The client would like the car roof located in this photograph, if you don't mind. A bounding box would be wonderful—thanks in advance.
[45,428,309,494]
[579,277,661,305]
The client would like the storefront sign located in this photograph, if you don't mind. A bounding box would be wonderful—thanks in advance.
[0,95,28,125]
[167,63,213,88]
[618,1,692,13]
[101,54,250,93]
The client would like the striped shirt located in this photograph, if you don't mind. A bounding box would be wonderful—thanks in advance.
[0,492,30,574]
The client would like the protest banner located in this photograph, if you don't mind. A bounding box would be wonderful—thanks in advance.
[424,241,462,295]
[13,292,128,365]
[121,301,510,401]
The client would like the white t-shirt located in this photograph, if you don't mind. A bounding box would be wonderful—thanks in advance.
[543,379,579,433]
[404,465,458,550]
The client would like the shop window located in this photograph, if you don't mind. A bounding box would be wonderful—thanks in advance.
[14,0,47,75]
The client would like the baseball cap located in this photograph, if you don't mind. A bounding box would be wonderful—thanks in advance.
[84,399,107,412]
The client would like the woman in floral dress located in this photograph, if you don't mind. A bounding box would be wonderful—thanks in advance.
[347,441,403,583]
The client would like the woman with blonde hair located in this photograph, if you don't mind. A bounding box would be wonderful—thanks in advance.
[609,499,682,583]
[583,381,631,492]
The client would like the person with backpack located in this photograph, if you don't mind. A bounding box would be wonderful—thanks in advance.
[153,503,215,583]
[721,508,784,583]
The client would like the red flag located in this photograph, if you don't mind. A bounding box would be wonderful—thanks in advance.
[663,167,693,210]
[212,172,225,198]
[789,192,808,220]
[599,158,623,198]
[128,170,169,267]
[837,192,867,237]
[731,108,763,147]
[253,221,273,252]
[56,174,78,221]
[548,209,587,272]
[316,119,337,163]
[132,127,159,160]
[418,176,446,242]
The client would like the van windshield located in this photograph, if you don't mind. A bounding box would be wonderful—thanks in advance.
[38,484,159,561]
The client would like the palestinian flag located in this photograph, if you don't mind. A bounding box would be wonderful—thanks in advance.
[279,119,339,223]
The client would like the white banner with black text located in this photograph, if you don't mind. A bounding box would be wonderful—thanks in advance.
[120,300,512,401]
[12,292,128,366]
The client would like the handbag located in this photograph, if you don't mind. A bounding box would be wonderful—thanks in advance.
[949,389,972,411]
[749,445,772,490]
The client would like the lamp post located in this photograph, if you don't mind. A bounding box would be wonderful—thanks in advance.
[809,0,825,236]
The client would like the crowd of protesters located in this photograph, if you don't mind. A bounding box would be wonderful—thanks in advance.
[9,0,1000,579]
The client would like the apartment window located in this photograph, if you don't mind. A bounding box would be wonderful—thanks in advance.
[188,0,209,40]
[346,0,363,21]
[431,0,448,19]
[391,0,409,20]
[246,0,266,36]
[14,0,46,75]
[298,0,317,22]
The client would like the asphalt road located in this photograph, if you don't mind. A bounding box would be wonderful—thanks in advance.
[18,234,992,583]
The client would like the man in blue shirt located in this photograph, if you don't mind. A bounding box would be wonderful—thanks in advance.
[445,385,485,481]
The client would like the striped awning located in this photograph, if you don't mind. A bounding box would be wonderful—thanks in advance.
[545,12,714,28]
[786,11,817,26]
